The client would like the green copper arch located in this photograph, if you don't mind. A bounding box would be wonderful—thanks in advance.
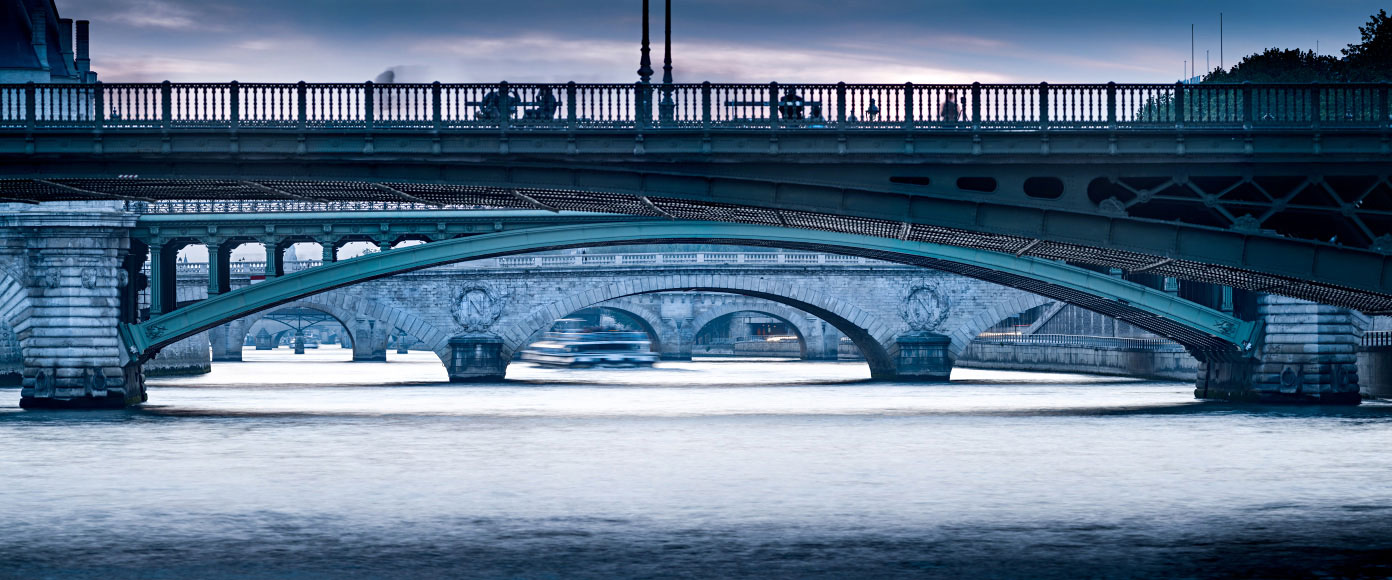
[119,221,1258,362]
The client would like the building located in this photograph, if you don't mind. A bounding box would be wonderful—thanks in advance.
[1,0,95,83]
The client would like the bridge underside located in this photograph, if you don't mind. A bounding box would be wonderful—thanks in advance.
[121,222,1254,362]
[3,153,1391,313]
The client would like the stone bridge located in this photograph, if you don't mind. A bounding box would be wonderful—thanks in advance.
[187,254,1052,381]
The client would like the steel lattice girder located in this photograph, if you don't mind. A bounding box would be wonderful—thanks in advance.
[4,145,1392,311]
[120,221,1257,363]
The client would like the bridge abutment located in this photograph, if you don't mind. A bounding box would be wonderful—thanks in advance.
[6,203,145,409]
[447,335,506,382]
[1196,295,1364,404]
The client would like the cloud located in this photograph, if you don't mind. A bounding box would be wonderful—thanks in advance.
[419,33,1009,84]
[100,0,203,30]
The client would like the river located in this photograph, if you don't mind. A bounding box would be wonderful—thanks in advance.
[2,348,1390,579]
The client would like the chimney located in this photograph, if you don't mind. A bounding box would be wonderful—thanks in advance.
[59,18,74,78]
[31,10,49,71]
[75,20,91,80]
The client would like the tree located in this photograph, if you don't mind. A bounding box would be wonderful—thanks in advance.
[1203,48,1344,83]
[1341,9,1392,81]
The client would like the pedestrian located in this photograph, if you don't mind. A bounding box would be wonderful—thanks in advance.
[940,92,961,123]
[779,87,805,121]
[940,91,963,122]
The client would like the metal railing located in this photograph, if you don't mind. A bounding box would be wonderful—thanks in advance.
[159,252,901,278]
[130,200,492,214]
[5,81,1388,131]
[1362,330,1392,348]
[972,333,1183,350]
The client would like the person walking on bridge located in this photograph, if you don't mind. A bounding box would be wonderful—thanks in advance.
[940,92,962,123]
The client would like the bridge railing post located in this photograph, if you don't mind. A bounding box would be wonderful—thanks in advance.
[364,81,374,130]
[160,80,171,129]
[23,82,35,129]
[1173,81,1185,129]
[769,82,779,130]
[633,82,649,130]
[1241,81,1253,130]
[566,81,578,130]
[970,82,981,131]
[836,82,847,127]
[1106,81,1117,130]
[499,81,511,131]
[431,81,442,131]
[701,81,711,130]
[1038,82,1048,130]
[296,81,307,130]
[1311,82,1322,130]
[92,81,104,130]
[1381,83,1391,129]
[903,82,914,129]
[228,80,239,130]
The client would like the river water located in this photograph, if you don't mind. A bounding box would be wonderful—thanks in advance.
[2,348,1390,579]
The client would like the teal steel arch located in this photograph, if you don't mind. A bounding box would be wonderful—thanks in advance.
[119,221,1259,362]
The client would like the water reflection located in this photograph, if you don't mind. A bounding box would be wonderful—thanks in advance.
[1,349,1389,578]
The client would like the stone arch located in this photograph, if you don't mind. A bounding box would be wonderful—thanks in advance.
[941,295,1056,360]
[290,292,454,365]
[498,275,899,378]
[219,293,450,366]
[235,300,359,345]
[0,265,30,383]
[513,302,669,360]
[0,263,31,336]
[688,301,823,360]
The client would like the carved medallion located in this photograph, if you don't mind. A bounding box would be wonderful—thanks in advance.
[902,285,949,331]
[452,285,508,333]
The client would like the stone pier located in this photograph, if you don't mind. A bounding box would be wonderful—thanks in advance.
[894,333,952,381]
[447,335,506,382]
[1,202,145,409]
[1197,295,1365,404]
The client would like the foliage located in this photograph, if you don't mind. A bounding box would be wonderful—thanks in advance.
[1341,9,1392,81]
[1203,49,1345,83]
[1202,10,1391,83]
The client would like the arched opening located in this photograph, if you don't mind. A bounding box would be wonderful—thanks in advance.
[501,282,895,379]
[278,240,325,274]
[391,236,431,250]
[335,239,382,261]
[386,326,432,361]
[238,305,355,362]
[0,319,20,386]
[514,305,665,368]
[693,310,807,360]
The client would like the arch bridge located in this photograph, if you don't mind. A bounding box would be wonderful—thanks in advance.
[3,80,1392,313]
[117,221,1256,382]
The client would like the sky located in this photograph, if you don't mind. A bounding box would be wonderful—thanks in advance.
[59,0,1388,85]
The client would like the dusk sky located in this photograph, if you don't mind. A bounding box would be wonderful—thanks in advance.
[59,0,1388,84]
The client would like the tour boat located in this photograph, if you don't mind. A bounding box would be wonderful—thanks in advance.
[520,330,659,368]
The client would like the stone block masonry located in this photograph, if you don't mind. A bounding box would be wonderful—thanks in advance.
[1197,295,1365,404]
[1,202,145,409]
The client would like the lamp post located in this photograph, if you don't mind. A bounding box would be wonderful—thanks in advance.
[638,0,653,83]
[659,0,676,124]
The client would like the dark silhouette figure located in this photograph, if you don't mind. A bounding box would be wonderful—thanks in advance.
[524,87,560,120]
[779,88,805,120]
[940,92,961,122]
[478,91,519,120]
